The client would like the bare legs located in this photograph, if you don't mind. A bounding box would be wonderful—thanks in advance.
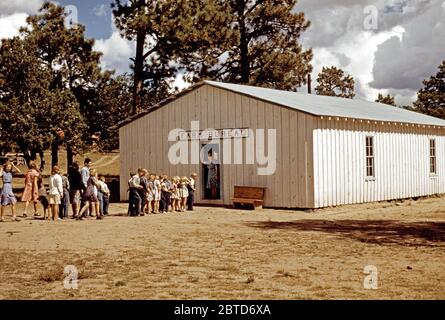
[78,201,101,220]
[50,204,59,221]
[1,204,18,221]
[23,201,38,217]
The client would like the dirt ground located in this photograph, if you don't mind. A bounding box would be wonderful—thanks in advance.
[0,196,444,300]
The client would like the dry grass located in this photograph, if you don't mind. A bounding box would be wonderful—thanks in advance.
[0,196,444,300]
[12,150,120,177]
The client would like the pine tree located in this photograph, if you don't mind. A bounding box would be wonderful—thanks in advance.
[315,66,355,99]
[376,93,396,106]
[112,0,199,114]
[21,2,107,167]
[182,0,313,91]
[0,36,85,169]
[414,60,445,118]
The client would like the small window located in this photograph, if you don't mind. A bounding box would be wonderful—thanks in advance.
[365,136,375,178]
[429,139,436,174]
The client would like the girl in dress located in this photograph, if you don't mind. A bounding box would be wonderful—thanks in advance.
[21,160,40,217]
[146,174,155,214]
[78,169,102,220]
[179,176,189,212]
[48,166,63,221]
[153,175,161,214]
[0,162,21,222]
[170,177,178,212]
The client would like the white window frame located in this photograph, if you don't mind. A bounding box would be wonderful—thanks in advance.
[365,136,375,180]
[429,138,437,176]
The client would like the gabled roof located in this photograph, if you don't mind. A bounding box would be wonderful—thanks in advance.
[116,81,445,129]
[205,81,445,127]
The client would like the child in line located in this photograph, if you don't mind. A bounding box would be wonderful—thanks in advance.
[146,174,155,214]
[59,170,70,219]
[37,176,50,220]
[48,166,63,221]
[153,175,161,214]
[21,160,40,217]
[78,169,102,220]
[179,176,189,212]
[170,177,178,212]
[160,175,173,213]
[0,162,21,222]
[98,176,110,215]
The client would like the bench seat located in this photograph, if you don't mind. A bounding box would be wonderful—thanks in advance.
[231,186,266,210]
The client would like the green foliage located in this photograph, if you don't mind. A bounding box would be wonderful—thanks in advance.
[315,66,355,99]
[92,74,133,151]
[182,0,313,91]
[112,0,193,113]
[414,60,445,118]
[112,0,313,114]
[0,2,127,162]
[376,93,396,106]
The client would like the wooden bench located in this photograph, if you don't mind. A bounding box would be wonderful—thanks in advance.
[231,186,266,210]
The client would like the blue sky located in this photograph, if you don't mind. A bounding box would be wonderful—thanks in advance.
[58,0,113,39]
[0,0,444,106]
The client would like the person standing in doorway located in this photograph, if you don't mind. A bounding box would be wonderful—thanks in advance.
[206,151,219,199]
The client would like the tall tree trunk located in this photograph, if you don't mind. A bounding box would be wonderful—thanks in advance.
[237,1,249,84]
[67,144,73,173]
[23,149,37,168]
[133,29,145,115]
[51,139,59,168]
[38,149,45,171]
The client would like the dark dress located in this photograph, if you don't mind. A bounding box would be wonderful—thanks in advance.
[83,177,98,202]
[206,162,219,189]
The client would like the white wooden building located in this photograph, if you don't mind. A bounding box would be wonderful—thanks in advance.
[118,81,445,208]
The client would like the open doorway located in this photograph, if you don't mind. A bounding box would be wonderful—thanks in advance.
[201,143,221,200]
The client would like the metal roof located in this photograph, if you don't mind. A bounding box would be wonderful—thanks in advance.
[205,81,445,127]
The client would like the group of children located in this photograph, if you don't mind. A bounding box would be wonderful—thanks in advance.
[128,169,197,216]
[0,159,111,222]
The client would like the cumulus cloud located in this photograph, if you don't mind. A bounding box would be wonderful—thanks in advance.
[370,0,445,91]
[0,13,28,40]
[0,0,44,41]
[297,0,445,106]
[0,0,43,17]
[94,30,135,75]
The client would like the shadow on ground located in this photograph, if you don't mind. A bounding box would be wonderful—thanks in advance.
[247,219,445,247]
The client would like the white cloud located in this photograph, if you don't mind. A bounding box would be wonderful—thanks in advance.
[0,0,43,17]
[298,0,445,106]
[0,13,28,40]
[94,31,135,75]
[93,4,108,17]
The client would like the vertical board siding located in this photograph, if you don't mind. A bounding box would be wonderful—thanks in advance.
[120,84,316,208]
[313,121,445,207]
